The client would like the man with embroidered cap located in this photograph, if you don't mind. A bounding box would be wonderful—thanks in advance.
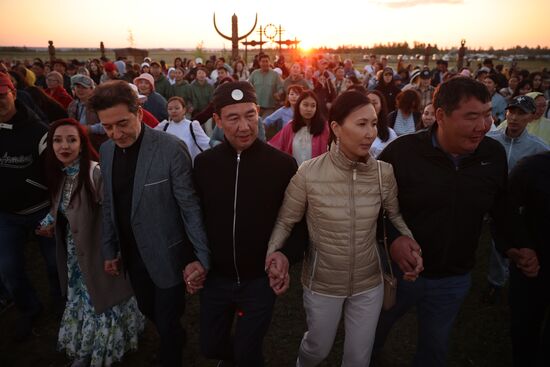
[193,81,308,366]
[0,72,61,341]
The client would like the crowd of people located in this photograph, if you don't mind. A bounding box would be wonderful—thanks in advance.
[0,51,549,367]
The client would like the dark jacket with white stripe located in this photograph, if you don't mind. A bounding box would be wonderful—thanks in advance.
[0,100,50,214]
[193,139,308,282]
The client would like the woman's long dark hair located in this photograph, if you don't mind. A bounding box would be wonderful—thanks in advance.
[45,118,99,206]
[367,90,390,142]
[396,89,421,115]
[292,90,326,136]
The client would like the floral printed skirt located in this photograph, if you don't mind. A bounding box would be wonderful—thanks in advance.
[58,227,145,367]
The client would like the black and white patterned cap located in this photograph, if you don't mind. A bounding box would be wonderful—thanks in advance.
[212,81,257,112]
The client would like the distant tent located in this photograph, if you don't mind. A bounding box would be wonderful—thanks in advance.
[114,47,148,62]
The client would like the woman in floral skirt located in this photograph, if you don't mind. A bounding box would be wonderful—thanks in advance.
[38,118,144,367]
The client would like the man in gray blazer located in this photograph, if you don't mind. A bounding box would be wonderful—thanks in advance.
[89,80,210,367]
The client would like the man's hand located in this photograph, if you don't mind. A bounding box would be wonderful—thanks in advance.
[104,258,120,276]
[184,261,207,294]
[265,252,290,295]
[269,272,290,296]
[402,250,423,281]
[389,236,423,278]
[507,248,540,277]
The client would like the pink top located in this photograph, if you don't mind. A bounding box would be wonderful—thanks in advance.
[268,120,330,159]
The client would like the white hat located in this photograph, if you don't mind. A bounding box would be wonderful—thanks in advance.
[128,83,148,104]
[195,57,203,64]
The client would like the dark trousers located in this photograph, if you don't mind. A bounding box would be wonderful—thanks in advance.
[374,266,471,367]
[127,255,186,367]
[0,208,61,316]
[200,274,276,366]
[509,266,550,367]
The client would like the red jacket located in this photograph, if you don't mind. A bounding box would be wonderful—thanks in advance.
[45,86,73,110]
[142,108,159,128]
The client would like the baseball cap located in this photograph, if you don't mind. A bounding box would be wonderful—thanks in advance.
[507,95,536,114]
[420,70,431,79]
[104,62,116,73]
[0,72,15,94]
[71,74,94,89]
[128,83,148,104]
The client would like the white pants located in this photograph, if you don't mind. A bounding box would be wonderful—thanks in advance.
[297,283,384,367]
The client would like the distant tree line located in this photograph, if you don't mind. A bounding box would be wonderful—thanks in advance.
[310,42,550,56]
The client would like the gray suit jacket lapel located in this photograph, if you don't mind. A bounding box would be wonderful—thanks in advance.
[132,127,158,218]
[102,141,116,225]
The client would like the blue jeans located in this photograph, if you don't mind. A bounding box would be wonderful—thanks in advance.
[0,208,60,316]
[200,274,276,366]
[374,268,471,367]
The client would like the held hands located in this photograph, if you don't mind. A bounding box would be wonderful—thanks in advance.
[506,248,539,277]
[389,236,424,281]
[104,258,121,276]
[265,252,290,295]
[183,261,207,294]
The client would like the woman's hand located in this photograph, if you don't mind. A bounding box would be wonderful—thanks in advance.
[265,252,290,295]
[390,236,424,281]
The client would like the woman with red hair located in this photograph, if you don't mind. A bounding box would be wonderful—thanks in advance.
[38,118,144,367]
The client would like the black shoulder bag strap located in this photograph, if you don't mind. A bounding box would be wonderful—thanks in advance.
[189,122,204,152]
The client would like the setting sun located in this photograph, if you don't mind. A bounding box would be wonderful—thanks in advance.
[1,0,549,50]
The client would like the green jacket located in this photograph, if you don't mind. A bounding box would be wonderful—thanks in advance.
[172,81,191,101]
[189,81,214,115]
[155,74,173,100]
[248,69,283,109]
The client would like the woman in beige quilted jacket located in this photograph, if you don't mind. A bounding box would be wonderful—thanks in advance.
[266,91,422,367]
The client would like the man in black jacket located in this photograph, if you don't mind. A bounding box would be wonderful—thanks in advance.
[193,81,307,366]
[373,77,512,367]
[0,72,60,341]
[503,152,550,367]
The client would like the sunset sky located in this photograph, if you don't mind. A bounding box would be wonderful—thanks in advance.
[2,0,548,50]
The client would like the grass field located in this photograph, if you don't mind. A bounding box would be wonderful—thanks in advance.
[0,224,513,367]
[1,49,549,74]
